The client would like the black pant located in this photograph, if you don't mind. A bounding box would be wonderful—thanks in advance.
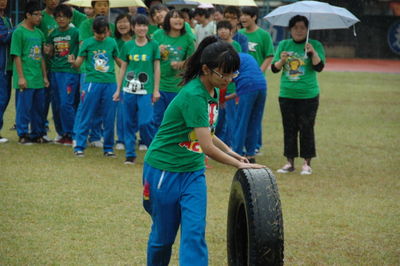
[279,96,319,159]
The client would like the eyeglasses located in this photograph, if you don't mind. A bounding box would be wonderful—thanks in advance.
[31,12,42,17]
[211,69,239,81]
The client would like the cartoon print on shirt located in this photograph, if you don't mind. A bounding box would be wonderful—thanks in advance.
[92,50,109,72]
[284,52,306,81]
[123,71,149,94]
[29,45,42,61]
[179,101,219,153]
[248,41,258,52]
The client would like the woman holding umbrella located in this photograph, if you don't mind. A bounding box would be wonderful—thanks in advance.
[271,15,325,175]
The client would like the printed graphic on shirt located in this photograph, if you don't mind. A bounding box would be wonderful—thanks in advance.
[248,41,258,52]
[92,50,110,72]
[284,52,306,81]
[161,45,182,61]
[123,71,149,94]
[29,45,42,61]
[179,101,218,153]
[129,53,148,62]
[54,36,71,57]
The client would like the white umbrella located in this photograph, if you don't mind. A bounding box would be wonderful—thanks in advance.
[165,0,200,9]
[263,1,360,55]
[196,0,256,7]
[64,0,146,8]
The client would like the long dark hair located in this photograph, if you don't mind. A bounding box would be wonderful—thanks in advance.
[181,36,240,86]
[114,13,133,39]
[163,10,186,35]
[132,14,151,41]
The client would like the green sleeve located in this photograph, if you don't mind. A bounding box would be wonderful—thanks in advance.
[184,22,196,41]
[119,42,128,62]
[264,31,274,57]
[72,9,87,28]
[70,28,80,56]
[185,35,195,59]
[79,20,92,42]
[181,96,209,128]
[153,41,160,60]
[112,38,119,58]
[78,39,88,57]
[10,28,22,56]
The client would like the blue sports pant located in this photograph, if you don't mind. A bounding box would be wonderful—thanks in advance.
[16,88,45,138]
[142,163,208,266]
[215,96,236,147]
[152,91,177,130]
[233,89,266,156]
[116,99,124,144]
[50,72,79,137]
[122,92,154,158]
[0,70,11,131]
[74,82,116,152]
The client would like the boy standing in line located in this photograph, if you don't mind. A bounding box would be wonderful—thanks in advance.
[223,6,248,53]
[45,4,80,145]
[0,0,13,143]
[239,6,274,72]
[10,1,50,144]
[69,16,120,157]
[193,7,215,46]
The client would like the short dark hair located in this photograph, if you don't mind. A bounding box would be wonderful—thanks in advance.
[288,15,309,29]
[93,15,109,34]
[54,4,73,18]
[25,1,41,18]
[223,6,241,18]
[180,8,194,19]
[194,8,210,18]
[132,14,149,26]
[217,20,232,31]
[149,3,169,19]
[214,5,224,14]
[114,13,132,39]
[163,10,186,35]
[91,0,109,8]
[241,6,259,22]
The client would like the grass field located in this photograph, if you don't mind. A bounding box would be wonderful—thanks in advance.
[0,71,399,265]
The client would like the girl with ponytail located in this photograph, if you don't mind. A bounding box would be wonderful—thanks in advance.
[142,36,265,266]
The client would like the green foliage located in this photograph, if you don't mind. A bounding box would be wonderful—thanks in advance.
[0,72,399,264]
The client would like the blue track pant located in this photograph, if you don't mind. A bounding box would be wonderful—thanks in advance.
[16,88,45,138]
[122,92,154,158]
[152,91,177,131]
[0,70,11,131]
[50,72,79,137]
[232,89,266,156]
[215,96,236,147]
[142,163,208,266]
[116,100,124,144]
[74,82,116,152]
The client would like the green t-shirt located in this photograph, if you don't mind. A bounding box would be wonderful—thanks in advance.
[231,40,242,53]
[79,18,115,41]
[71,9,87,29]
[152,29,195,93]
[148,24,159,39]
[78,36,118,83]
[47,27,80,73]
[145,77,219,172]
[10,25,45,89]
[239,27,274,67]
[119,39,160,93]
[38,10,57,41]
[272,39,326,99]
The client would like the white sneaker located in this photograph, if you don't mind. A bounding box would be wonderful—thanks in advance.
[115,143,125,150]
[89,140,103,148]
[139,144,148,151]
[42,135,52,142]
[0,136,8,143]
[300,165,312,175]
[277,163,295,174]
[54,135,63,141]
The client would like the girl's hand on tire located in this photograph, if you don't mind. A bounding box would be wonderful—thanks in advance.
[237,162,266,169]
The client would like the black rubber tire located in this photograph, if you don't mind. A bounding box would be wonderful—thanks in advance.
[227,168,284,266]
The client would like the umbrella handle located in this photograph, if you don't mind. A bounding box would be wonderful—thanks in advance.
[304,28,309,58]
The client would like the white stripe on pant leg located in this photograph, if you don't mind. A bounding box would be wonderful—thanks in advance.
[157,171,165,190]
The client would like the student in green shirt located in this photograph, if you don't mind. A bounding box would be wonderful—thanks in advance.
[68,16,121,157]
[115,14,160,164]
[148,3,168,38]
[114,13,133,151]
[239,6,274,72]
[45,4,80,145]
[11,1,50,144]
[271,15,325,175]
[152,9,195,130]
[143,35,264,266]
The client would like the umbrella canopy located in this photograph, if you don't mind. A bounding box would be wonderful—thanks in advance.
[263,0,359,30]
[64,0,146,8]
[195,0,256,7]
[165,0,200,8]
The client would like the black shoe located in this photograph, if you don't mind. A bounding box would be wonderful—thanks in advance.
[104,151,116,158]
[32,136,51,144]
[18,136,33,145]
[124,157,136,165]
[9,124,16,131]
